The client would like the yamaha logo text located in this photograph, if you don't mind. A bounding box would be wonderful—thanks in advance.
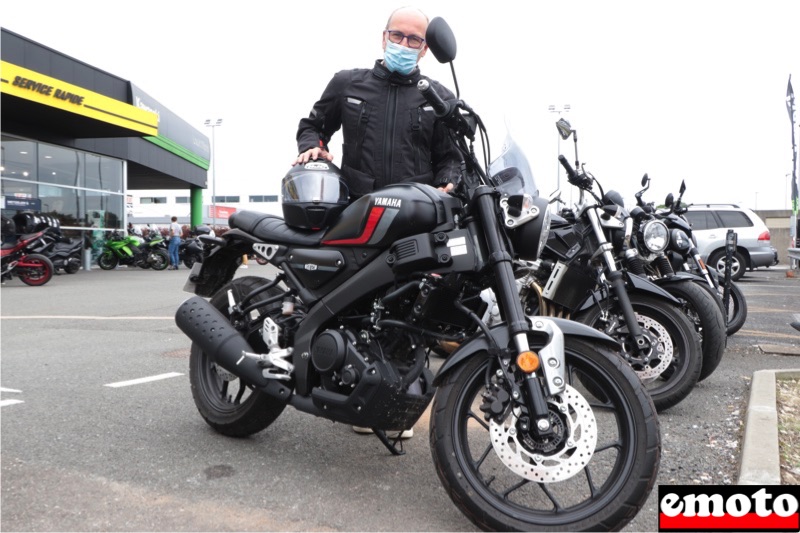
[658,485,800,532]
[373,197,401,208]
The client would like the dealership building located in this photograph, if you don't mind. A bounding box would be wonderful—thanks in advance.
[1,27,210,240]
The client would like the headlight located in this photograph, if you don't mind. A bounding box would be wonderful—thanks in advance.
[641,220,669,253]
[508,196,550,261]
[669,229,691,253]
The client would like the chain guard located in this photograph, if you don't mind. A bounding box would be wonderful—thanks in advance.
[489,384,597,482]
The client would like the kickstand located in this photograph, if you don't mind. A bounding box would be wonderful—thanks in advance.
[374,429,405,456]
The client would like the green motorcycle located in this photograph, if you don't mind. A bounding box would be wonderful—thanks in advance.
[96,231,168,271]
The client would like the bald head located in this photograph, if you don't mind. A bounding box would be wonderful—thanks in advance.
[385,6,429,29]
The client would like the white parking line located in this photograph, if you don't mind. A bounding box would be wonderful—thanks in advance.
[0,387,22,393]
[105,372,184,388]
[1,316,173,320]
[0,400,24,407]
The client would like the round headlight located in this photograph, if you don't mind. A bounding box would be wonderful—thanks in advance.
[641,220,669,253]
[509,197,550,261]
[669,228,691,253]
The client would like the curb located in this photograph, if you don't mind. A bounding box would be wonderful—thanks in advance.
[738,368,800,485]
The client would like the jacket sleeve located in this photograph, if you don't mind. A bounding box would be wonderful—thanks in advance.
[296,71,348,154]
[429,81,462,187]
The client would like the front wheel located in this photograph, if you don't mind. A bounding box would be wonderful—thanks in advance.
[576,293,702,412]
[721,281,747,335]
[18,254,54,286]
[665,281,726,382]
[430,339,660,532]
[189,276,287,437]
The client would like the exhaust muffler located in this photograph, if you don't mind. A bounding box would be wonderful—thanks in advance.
[175,296,272,388]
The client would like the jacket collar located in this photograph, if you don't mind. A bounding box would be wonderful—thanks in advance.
[372,59,421,86]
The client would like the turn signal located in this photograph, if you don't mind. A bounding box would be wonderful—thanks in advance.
[517,351,540,373]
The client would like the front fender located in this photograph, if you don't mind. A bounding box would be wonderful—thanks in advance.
[577,271,680,312]
[432,319,620,387]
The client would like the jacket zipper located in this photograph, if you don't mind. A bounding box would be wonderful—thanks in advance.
[383,85,398,186]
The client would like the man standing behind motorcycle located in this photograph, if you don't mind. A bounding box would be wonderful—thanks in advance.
[294,6,461,197]
[168,216,182,270]
[294,6,461,438]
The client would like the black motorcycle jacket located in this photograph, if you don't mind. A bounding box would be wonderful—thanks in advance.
[296,60,462,198]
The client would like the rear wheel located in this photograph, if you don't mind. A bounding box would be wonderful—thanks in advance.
[148,249,169,271]
[576,293,702,412]
[97,252,118,270]
[430,338,660,532]
[18,254,54,286]
[189,276,287,437]
[64,253,81,274]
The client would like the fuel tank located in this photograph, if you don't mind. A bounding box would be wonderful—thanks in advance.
[321,183,462,248]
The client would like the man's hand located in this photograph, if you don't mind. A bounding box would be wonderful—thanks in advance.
[437,183,454,193]
[295,147,334,165]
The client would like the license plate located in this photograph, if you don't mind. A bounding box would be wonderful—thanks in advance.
[182,261,204,293]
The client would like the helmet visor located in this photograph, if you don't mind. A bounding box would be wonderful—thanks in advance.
[281,172,349,204]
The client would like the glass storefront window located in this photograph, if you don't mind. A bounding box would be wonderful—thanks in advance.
[38,144,80,187]
[85,153,123,193]
[1,135,125,231]
[85,190,123,230]
[38,184,82,227]
[1,136,36,180]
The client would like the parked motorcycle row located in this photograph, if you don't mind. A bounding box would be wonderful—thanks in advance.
[168,18,758,532]
[1,212,210,286]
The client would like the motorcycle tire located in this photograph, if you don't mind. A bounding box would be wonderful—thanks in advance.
[722,281,747,335]
[183,253,202,269]
[64,254,81,274]
[665,281,726,382]
[148,250,169,271]
[97,252,118,270]
[576,293,702,413]
[18,254,54,286]
[189,276,287,437]
[430,338,660,532]
[708,250,746,282]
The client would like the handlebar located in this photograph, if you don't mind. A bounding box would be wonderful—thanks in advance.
[558,155,584,187]
[418,79,450,117]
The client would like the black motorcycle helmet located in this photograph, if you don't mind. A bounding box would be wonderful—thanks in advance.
[281,161,349,230]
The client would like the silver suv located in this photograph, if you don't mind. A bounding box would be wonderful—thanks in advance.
[683,204,777,281]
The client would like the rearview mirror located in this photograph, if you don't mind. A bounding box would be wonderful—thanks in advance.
[556,118,573,140]
[425,17,457,63]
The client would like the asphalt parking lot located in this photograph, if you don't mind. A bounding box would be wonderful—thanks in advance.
[1,264,798,532]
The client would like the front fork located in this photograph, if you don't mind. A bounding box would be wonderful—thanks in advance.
[586,207,651,355]
[474,187,566,435]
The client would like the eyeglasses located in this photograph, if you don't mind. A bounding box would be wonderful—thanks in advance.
[384,30,425,50]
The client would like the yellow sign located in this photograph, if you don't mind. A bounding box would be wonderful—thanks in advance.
[1,61,158,136]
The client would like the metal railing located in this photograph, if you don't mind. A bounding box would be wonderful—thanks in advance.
[789,247,800,268]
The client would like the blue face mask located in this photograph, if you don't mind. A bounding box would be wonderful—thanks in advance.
[383,41,421,75]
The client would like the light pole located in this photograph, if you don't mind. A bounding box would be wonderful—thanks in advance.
[204,119,222,227]
[549,104,571,208]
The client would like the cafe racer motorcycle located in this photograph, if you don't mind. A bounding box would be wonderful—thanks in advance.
[175,18,659,532]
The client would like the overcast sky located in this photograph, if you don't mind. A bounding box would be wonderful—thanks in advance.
[3,0,798,211]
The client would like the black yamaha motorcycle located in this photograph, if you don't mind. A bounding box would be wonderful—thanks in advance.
[634,178,747,336]
[175,18,659,532]
[513,119,702,412]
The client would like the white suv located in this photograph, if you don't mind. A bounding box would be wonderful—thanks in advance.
[683,204,777,281]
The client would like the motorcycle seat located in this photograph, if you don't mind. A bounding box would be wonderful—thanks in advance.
[228,210,326,246]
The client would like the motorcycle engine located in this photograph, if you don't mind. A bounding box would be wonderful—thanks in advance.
[309,325,434,430]
[311,328,373,393]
